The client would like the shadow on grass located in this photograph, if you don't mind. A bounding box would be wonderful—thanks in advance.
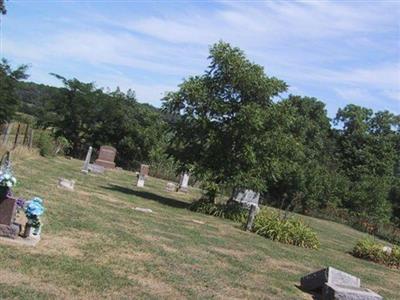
[102,184,190,209]
[295,285,321,300]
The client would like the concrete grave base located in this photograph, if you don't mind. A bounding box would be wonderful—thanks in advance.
[0,223,19,239]
[0,234,40,247]
[323,283,383,300]
[88,164,105,174]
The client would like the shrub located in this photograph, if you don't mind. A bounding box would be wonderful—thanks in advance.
[252,208,320,249]
[36,131,54,157]
[189,199,247,223]
[352,238,400,268]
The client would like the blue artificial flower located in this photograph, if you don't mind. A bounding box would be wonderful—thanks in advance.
[25,197,45,217]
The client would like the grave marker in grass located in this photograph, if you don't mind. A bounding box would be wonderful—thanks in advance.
[81,146,93,174]
[95,146,116,169]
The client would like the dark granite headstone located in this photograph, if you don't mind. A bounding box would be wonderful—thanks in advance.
[0,197,18,238]
[0,197,17,225]
[95,146,116,169]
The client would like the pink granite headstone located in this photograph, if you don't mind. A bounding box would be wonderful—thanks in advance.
[95,146,116,169]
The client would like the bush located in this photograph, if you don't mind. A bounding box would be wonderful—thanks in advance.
[352,238,400,268]
[189,199,247,223]
[252,208,320,249]
[36,131,54,157]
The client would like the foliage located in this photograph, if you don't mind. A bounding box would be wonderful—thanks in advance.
[54,136,71,156]
[0,0,6,15]
[163,41,290,200]
[49,75,165,170]
[189,198,248,223]
[352,238,400,268]
[0,59,29,124]
[36,131,55,157]
[252,208,320,249]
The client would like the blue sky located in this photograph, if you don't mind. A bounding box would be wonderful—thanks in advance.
[1,0,399,117]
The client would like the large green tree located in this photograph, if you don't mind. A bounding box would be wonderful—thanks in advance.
[163,41,292,199]
[0,59,28,124]
[334,105,399,221]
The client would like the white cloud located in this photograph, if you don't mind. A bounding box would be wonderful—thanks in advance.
[2,0,399,113]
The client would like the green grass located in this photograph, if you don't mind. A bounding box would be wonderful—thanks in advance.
[0,154,399,299]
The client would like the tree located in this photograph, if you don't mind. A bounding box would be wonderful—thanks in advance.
[0,59,29,124]
[0,0,6,15]
[163,41,290,200]
[334,105,398,221]
[51,74,166,169]
[266,95,339,212]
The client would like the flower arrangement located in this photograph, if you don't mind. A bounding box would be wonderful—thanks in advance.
[24,197,45,236]
[0,170,17,188]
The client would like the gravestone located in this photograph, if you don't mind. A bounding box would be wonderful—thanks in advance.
[88,163,105,174]
[166,182,176,192]
[140,164,149,177]
[178,172,190,193]
[0,197,18,238]
[232,189,260,208]
[136,165,148,187]
[134,207,153,213]
[301,267,360,292]
[323,283,382,300]
[81,146,93,173]
[58,178,75,191]
[136,174,145,187]
[95,146,116,169]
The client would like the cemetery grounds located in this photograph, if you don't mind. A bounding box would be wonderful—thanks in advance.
[0,152,399,299]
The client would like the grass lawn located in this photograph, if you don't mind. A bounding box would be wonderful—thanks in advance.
[0,153,399,299]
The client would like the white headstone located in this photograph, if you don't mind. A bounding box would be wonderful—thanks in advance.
[178,172,190,192]
[233,189,260,208]
[58,178,75,191]
[134,207,153,213]
[137,174,145,187]
[81,146,93,173]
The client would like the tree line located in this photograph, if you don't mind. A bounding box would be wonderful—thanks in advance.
[0,41,399,227]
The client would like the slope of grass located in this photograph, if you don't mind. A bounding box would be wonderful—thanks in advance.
[0,155,399,299]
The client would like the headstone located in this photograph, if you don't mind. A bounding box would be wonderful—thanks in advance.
[178,172,190,192]
[191,219,205,225]
[323,283,382,300]
[88,163,105,174]
[166,182,176,192]
[232,189,260,208]
[0,197,18,238]
[136,174,145,187]
[134,207,153,213]
[58,178,75,191]
[81,146,93,173]
[301,267,361,292]
[140,164,149,177]
[95,146,116,169]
